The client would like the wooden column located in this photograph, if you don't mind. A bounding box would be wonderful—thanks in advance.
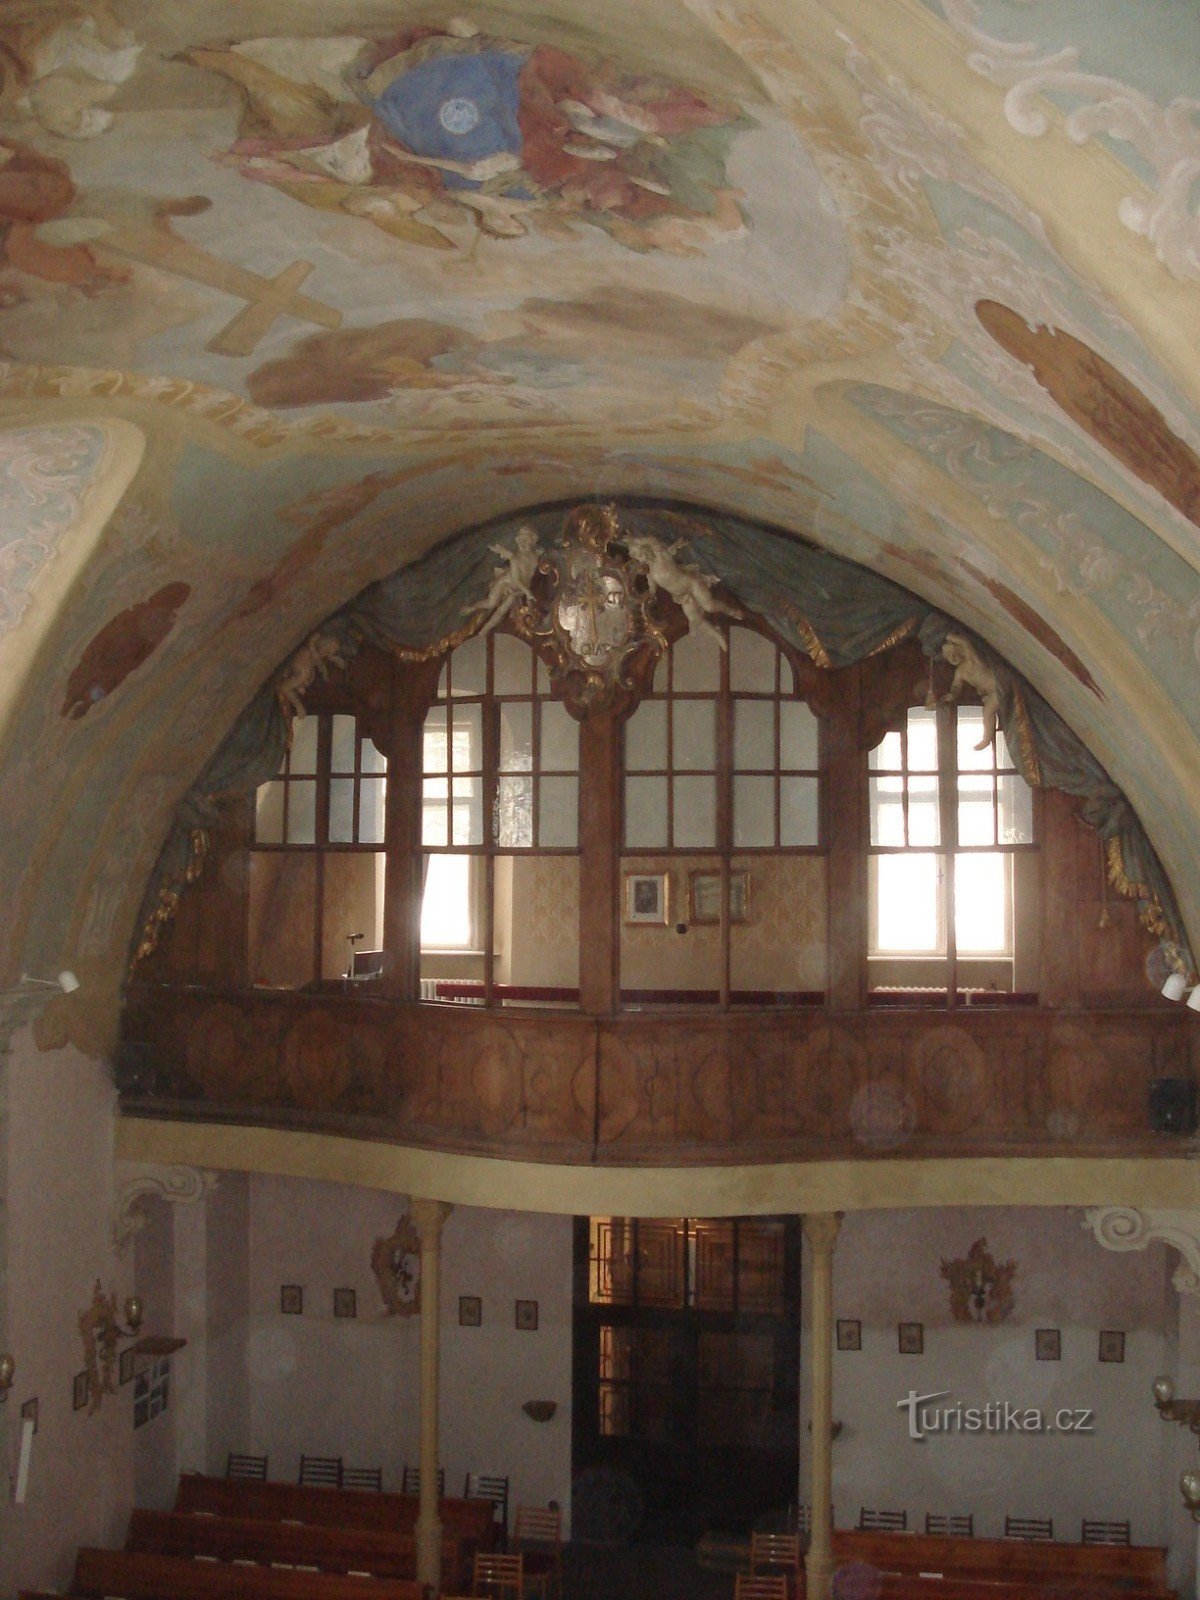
[825,668,866,1010]
[578,710,621,1014]
[804,1211,841,1600]
[412,1197,452,1588]
[379,660,441,1000]
[1039,788,1081,1007]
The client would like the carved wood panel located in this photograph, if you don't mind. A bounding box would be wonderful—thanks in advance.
[121,987,1194,1164]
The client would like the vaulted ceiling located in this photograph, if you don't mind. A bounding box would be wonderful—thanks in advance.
[2,0,1199,1026]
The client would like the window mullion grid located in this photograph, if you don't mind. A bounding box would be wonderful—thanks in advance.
[312,714,332,982]
[666,652,676,851]
[717,637,732,1009]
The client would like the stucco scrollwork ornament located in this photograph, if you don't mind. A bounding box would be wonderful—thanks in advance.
[113,1162,217,1254]
[371,1214,422,1316]
[941,1237,1017,1324]
[1084,1207,1200,1296]
[461,505,743,716]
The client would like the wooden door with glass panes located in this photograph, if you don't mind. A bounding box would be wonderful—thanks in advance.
[573,1215,800,1541]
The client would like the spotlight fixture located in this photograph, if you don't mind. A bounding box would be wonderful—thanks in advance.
[0,1352,14,1401]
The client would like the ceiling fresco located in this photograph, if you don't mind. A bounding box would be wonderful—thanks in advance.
[0,0,1198,1016]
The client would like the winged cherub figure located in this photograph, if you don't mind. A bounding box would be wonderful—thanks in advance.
[941,630,1001,750]
[462,525,543,637]
[624,532,741,648]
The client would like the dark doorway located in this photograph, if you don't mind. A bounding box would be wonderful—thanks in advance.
[572,1216,801,1544]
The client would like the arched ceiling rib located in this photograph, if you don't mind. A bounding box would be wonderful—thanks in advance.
[0,0,1198,1011]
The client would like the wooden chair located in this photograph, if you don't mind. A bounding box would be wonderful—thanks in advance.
[1005,1515,1054,1541]
[749,1531,801,1578]
[1081,1518,1130,1545]
[512,1505,562,1600]
[298,1454,342,1488]
[472,1551,524,1600]
[343,1466,383,1492]
[402,1465,446,1497]
[465,1473,510,1542]
[225,1453,268,1480]
[752,1523,800,1587]
[925,1513,974,1537]
[858,1508,907,1531]
[734,1575,789,1600]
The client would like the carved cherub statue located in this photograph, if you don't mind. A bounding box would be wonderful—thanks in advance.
[276,631,348,720]
[462,524,543,637]
[624,533,742,649]
[941,630,1000,750]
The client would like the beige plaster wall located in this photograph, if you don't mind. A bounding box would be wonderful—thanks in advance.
[0,1028,133,1596]
[798,1206,1172,1545]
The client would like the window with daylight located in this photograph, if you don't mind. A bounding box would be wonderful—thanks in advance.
[248,713,387,987]
[621,623,823,1007]
[868,704,1036,996]
[420,630,580,1003]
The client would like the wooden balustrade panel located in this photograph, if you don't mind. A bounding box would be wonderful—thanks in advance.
[123,986,1192,1164]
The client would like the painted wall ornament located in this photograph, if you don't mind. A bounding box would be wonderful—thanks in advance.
[940,1237,1016,1324]
[371,1214,422,1316]
[186,20,748,254]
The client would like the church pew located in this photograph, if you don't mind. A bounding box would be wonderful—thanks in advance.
[127,1507,466,1584]
[175,1474,495,1547]
[73,1547,427,1600]
[831,1530,1171,1594]
[839,1578,1173,1600]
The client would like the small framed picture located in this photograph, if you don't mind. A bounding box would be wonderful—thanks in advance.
[333,1288,356,1320]
[689,869,750,925]
[515,1299,539,1331]
[1035,1327,1061,1361]
[119,1348,136,1386]
[72,1371,89,1411]
[624,872,669,926]
[280,1284,303,1315]
[1099,1329,1125,1364]
[459,1295,482,1327]
[898,1321,924,1355]
[20,1397,38,1434]
[837,1319,861,1352]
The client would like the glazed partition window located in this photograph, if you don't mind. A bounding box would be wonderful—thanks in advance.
[248,713,388,986]
[620,624,824,1007]
[868,704,1036,998]
[420,630,580,1005]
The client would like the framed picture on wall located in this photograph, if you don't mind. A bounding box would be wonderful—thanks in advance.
[333,1288,357,1319]
[280,1284,303,1315]
[515,1299,539,1331]
[898,1321,923,1355]
[1098,1329,1125,1363]
[624,872,669,925]
[836,1319,861,1352]
[1035,1327,1061,1361]
[459,1295,482,1327]
[688,869,750,925]
[72,1370,88,1411]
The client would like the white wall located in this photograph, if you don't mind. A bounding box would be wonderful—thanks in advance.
[203,1176,574,1525]
[799,1207,1172,1548]
[0,1028,133,1596]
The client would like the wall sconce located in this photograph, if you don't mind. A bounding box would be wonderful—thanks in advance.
[20,970,79,994]
[1153,1375,1200,1432]
[79,1282,143,1414]
[522,1400,557,1422]
[1182,1471,1200,1518]
[0,1352,14,1401]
